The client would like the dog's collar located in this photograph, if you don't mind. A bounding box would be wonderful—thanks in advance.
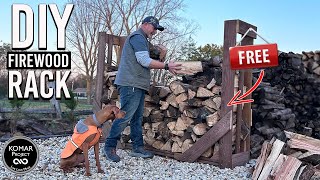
[92,114,101,127]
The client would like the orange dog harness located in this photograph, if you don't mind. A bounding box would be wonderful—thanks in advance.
[61,125,102,159]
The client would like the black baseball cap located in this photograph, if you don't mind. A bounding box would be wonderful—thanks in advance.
[142,16,164,31]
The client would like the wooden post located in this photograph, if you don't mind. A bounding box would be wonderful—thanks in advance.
[220,19,257,168]
[93,32,106,112]
[220,20,237,168]
[107,34,113,67]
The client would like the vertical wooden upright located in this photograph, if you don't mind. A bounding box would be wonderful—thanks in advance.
[220,20,237,168]
[220,20,257,168]
[94,33,127,112]
[94,32,107,112]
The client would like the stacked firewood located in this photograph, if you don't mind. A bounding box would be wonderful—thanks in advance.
[119,59,227,157]
[251,51,320,158]
[252,131,320,180]
[302,51,320,76]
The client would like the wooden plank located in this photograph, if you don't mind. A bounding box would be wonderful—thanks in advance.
[94,32,106,112]
[236,71,244,153]
[232,151,250,167]
[258,139,285,180]
[107,34,113,66]
[252,141,273,180]
[124,143,220,166]
[219,20,237,168]
[118,36,127,65]
[174,110,232,163]
[274,156,302,180]
[236,19,257,39]
[241,36,254,152]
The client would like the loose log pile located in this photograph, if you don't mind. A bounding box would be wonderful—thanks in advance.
[252,131,320,180]
[251,51,320,158]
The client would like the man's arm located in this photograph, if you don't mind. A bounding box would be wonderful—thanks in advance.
[130,35,182,74]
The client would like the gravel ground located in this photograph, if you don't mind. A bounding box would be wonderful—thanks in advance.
[0,137,255,180]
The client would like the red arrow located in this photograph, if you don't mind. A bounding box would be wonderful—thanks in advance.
[227,70,265,106]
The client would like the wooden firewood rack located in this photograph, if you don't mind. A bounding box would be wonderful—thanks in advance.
[94,19,257,168]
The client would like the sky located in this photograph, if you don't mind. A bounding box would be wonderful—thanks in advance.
[0,0,319,53]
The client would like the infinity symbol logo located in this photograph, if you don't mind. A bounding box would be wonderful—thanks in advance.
[13,158,28,165]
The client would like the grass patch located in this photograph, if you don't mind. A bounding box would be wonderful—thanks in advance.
[0,99,92,111]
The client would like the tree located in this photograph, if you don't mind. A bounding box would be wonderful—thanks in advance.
[197,43,223,59]
[177,36,200,61]
[67,0,106,104]
[67,0,198,94]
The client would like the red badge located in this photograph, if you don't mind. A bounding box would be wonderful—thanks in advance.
[229,44,278,70]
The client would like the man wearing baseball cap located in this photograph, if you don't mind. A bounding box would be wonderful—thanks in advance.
[104,16,181,162]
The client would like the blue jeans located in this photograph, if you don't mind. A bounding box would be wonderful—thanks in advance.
[105,85,145,150]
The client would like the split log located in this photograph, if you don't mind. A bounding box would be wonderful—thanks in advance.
[206,78,216,90]
[176,61,203,75]
[196,87,214,97]
[193,123,207,136]
[176,93,188,104]
[258,139,285,180]
[285,131,320,154]
[206,112,219,127]
[159,86,171,98]
[169,81,188,95]
[273,156,302,180]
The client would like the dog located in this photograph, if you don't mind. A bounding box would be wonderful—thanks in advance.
[60,105,125,176]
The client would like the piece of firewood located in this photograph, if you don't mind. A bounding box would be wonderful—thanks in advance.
[188,89,196,99]
[269,154,287,178]
[169,81,187,95]
[167,121,176,131]
[175,117,188,131]
[294,164,315,180]
[143,107,153,117]
[161,139,173,151]
[297,151,320,165]
[202,98,217,109]
[193,123,207,136]
[206,78,216,90]
[285,131,320,154]
[191,132,198,142]
[273,156,302,180]
[258,139,285,180]
[206,112,219,127]
[172,142,182,153]
[212,97,221,109]
[171,130,184,137]
[176,93,188,104]
[178,102,188,112]
[152,140,164,149]
[159,86,171,98]
[181,139,193,153]
[211,86,221,95]
[159,100,169,110]
[176,61,203,75]
[181,114,194,127]
[166,93,179,108]
[196,87,214,97]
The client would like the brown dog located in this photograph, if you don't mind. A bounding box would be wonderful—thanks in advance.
[60,105,125,176]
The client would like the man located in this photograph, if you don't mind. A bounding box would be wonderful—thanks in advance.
[104,16,182,162]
